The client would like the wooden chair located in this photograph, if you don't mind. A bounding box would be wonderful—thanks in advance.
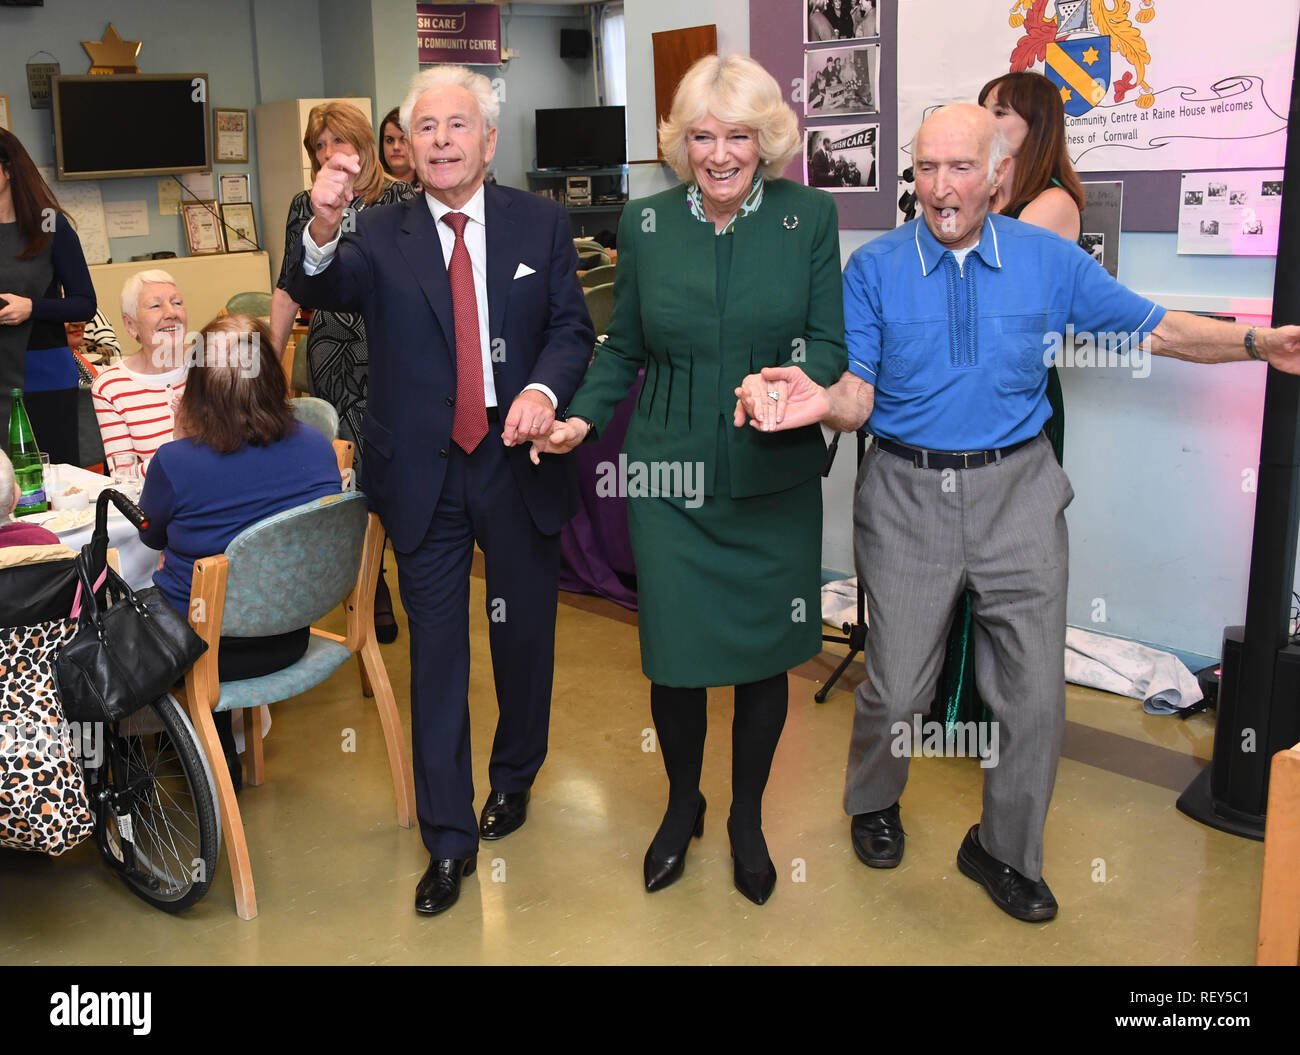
[175,490,414,919]
[580,264,616,288]
[584,282,615,336]
[1257,739,1300,964]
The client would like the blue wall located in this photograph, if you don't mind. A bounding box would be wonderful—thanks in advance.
[0,0,334,266]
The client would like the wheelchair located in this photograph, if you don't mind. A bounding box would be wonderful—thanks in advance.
[1,488,220,912]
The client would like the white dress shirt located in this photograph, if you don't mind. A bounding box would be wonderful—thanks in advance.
[301,183,555,409]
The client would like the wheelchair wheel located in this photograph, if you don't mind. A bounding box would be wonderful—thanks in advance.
[97,693,221,912]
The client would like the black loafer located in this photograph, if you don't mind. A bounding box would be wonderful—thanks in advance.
[956,824,1058,922]
[851,802,904,867]
[414,856,476,916]
[479,790,530,840]
[644,796,706,892]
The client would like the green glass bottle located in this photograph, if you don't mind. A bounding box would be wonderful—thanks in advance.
[8,388,48,516]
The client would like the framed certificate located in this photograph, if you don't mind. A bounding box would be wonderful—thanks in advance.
[219,172,250,203]
[181,200,225,255]
[0,94,10,131]
[213,107,249,163]
[220,202,259,252]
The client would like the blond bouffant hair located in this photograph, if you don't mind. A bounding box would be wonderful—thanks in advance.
[658,54,801,183]
[302,101,390,205]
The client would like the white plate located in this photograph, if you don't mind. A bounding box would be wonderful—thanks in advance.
[18,508,95,535]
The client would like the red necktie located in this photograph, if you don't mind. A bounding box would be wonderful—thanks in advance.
[441,211,488,453]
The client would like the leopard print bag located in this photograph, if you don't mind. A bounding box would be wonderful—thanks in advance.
[0,618,96,855]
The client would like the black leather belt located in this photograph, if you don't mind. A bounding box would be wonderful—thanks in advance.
[486,406,500,423]
[874,434,1037,469]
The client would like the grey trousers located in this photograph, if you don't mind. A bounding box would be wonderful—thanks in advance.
[843,432,1073,880]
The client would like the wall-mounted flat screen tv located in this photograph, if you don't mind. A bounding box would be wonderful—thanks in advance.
[52,74,211,180]
[535,106,626,170]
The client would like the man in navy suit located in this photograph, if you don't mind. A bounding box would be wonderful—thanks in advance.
[289,65,594,917]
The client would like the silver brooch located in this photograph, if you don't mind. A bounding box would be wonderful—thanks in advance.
[783,215,799,230]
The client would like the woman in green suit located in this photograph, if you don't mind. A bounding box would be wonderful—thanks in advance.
[545,55,847,905]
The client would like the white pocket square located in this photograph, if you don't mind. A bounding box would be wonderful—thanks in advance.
[513,263,536,279]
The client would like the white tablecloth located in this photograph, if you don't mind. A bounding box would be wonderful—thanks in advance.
[40,463,158,592]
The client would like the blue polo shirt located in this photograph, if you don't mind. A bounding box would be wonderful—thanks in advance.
[844,213,1166,450]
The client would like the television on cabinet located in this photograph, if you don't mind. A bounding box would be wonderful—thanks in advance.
[535,106,626,170]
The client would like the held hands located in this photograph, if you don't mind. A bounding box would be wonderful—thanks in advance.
[502,389,558,465]
[307,153,360,245]
[733,366,830,432]
[0,294,33,326]
[526,417,590,466]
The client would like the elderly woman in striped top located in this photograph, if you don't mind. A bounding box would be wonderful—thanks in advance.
[90,269,188,473]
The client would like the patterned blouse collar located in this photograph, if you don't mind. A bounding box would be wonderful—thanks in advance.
[686,174,765,235]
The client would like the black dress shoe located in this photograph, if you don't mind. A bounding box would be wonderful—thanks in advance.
[643,796,706,892]
[479,790,530,840]
[851,802,904,868]
[956,824,1058,922]
[374,570,398,644]
[727,818,776,906]
[414,856,476,916]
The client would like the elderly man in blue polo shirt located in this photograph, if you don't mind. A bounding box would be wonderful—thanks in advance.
[737,102,1300,923]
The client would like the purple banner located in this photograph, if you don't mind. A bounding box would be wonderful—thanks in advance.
[417,4,501,66]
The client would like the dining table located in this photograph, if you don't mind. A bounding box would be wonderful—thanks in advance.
[20,463,158,592]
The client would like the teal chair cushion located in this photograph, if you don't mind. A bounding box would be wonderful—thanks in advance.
[213,636,352,712]
[219,492,367,638]
[226,291,274,317]
[290,397,339,441]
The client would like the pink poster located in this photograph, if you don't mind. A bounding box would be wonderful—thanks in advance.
[416,4,502,66]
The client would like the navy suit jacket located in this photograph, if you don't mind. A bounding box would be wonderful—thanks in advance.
[288,183,595,553]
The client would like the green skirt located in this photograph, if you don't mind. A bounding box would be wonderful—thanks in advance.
[627,431,823,688]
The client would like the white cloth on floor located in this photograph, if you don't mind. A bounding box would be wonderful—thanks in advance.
[1064,627,1203,714]
[821,577,867,629]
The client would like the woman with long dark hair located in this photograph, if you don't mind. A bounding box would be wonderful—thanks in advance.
[0,129,95,462]
[378,106,419,189]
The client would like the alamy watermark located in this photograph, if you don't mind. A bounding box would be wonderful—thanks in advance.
[1042,324,1152,379]
[595,454,705,509]
[890,715,1000,769]
[150,330,262,377]
[1,718,104,768]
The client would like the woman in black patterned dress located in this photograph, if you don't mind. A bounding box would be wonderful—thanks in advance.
[270,101,414,642]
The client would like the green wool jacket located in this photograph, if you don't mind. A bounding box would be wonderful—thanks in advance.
[565,178,847,499]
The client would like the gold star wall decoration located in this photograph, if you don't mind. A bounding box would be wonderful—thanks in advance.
[83,24,142,75]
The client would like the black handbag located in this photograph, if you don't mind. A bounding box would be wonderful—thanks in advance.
[54,545,207,723]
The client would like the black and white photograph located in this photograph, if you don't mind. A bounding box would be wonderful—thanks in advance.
[1242,211,1265,235]
[1262,180,1284,196]
[806,0,879,43]
[1184,190,1204,206]
[1081,232,1105,265]
[1230,190,1248,206]
[804,44,878,117]
[806,125,877,192]
[1207,181,1227,198]
[1199,219,1220,236]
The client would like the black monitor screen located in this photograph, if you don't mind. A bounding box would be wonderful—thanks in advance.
[535,106,626,170]
[54,76,210,179]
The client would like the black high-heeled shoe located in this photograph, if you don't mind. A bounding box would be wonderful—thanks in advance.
[727,817,776,906]
[643,795,706,892]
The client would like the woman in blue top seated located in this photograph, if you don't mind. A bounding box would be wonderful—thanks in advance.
[138,314,342,787]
